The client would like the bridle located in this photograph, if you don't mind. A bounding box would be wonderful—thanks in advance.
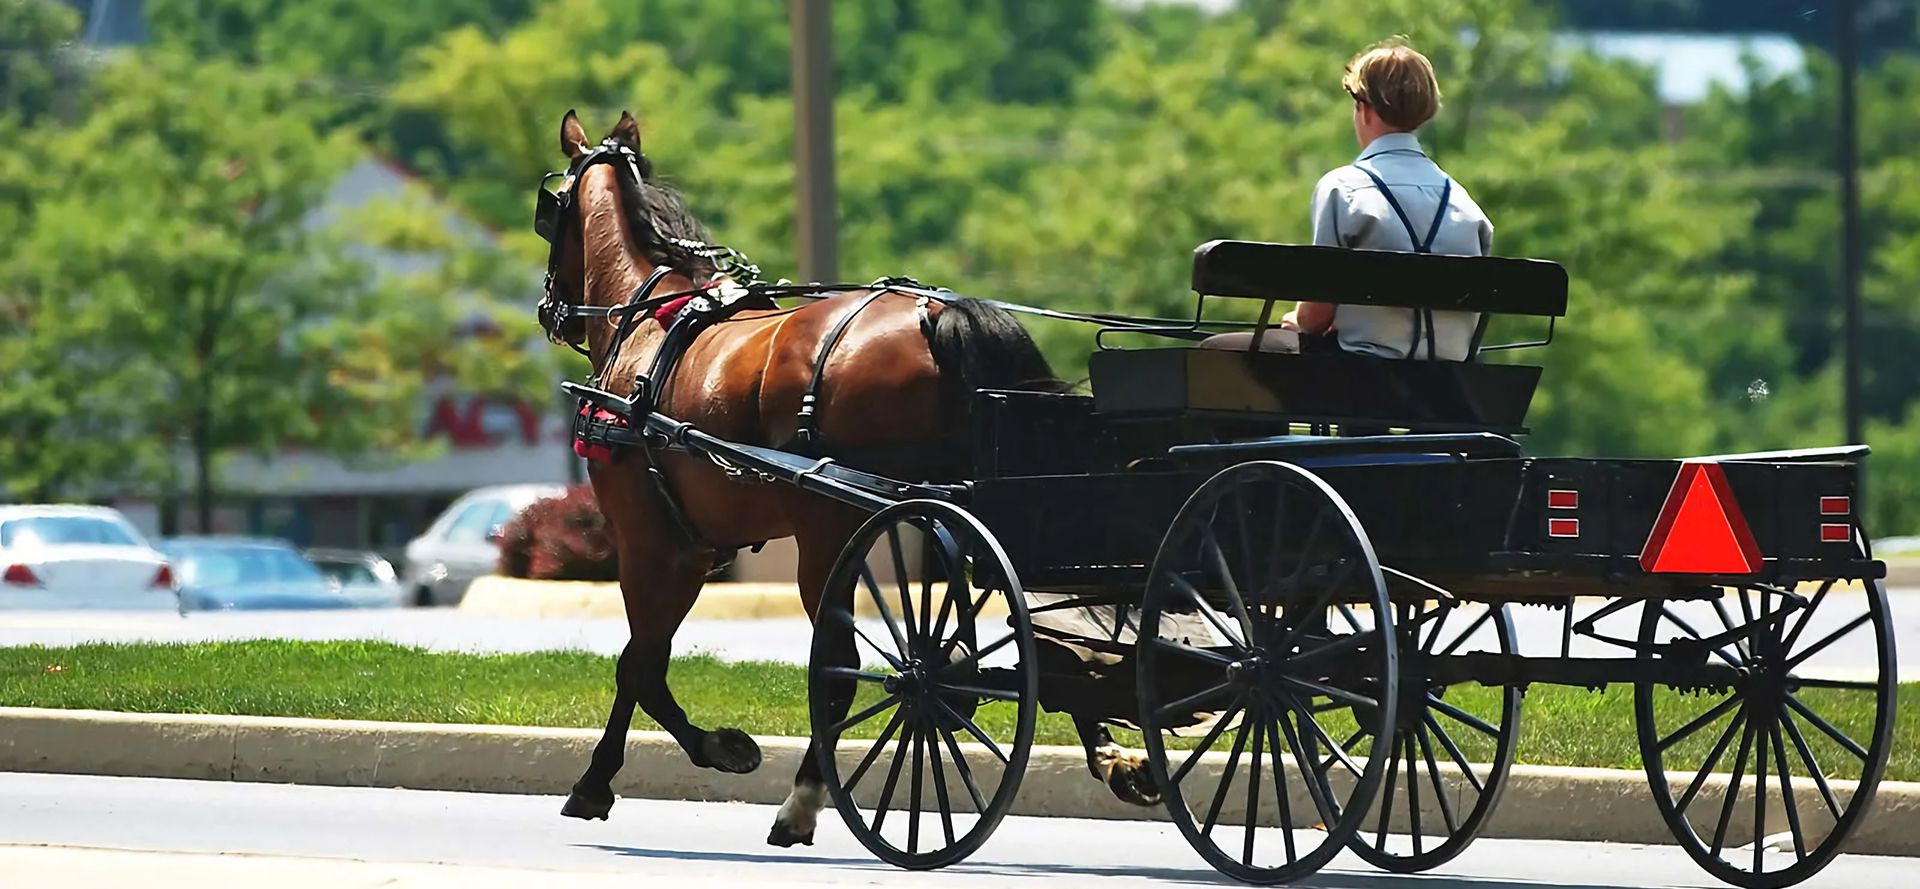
[532,137,761,361]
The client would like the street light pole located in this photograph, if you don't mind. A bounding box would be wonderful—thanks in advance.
[1837,0,1865,506]
[1838,0,1863,445]
[790,0,839,284]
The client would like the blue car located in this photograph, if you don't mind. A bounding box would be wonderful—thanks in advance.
[158,537,357,611]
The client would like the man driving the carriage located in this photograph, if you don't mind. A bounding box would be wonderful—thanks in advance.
[1207,40,1494,359]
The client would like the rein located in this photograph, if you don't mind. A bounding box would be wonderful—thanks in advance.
[534,139,1213,369]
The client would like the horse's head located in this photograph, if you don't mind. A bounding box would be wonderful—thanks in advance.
[533,108,714,351]
[533,110,652,350]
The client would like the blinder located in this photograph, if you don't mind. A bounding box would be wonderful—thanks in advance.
[534,171,568,244]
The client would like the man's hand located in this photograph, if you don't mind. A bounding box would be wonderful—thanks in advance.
[1290,301,1337,335]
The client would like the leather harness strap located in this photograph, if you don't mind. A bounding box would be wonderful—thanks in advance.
[791,288,896,452]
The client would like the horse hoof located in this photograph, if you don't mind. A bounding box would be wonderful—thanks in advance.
[767,822,815,847]
[1109,765,1162,808]
[561,784,616,820]
[703,727,762,774]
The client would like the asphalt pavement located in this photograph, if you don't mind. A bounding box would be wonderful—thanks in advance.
[0,772,1911,888]
[0,587,1913,679]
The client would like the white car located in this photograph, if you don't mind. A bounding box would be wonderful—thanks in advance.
[0,505,179,610]
[403,484,565,606]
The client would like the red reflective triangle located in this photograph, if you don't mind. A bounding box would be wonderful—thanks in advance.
[1639,462,1763,575]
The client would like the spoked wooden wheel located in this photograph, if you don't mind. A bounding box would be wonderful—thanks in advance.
[1137,461,1398,885]
[1342,593,1520,872]
[808,500,1038,871]
[1635,551,1896,889]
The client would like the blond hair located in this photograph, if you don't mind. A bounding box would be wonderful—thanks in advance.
[1342,40,1442,131]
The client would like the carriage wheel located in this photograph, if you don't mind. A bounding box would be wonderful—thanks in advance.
[808,500,1037,871]
[1343,593,1520,872]
[1634,542,1896,889]
[1137,461,1398,885]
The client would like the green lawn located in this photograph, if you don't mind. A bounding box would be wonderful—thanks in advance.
[0,640,1911,781]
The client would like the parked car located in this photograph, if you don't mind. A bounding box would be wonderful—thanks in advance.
[159,536,359,611]
[306,548,405,609]
[403,483,565,606]
[0,505,178,610]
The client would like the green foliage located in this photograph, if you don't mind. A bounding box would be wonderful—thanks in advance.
[0,0,79,124]
[0,48,533,512]
[8,0,1920,531]
[146,0,536,88]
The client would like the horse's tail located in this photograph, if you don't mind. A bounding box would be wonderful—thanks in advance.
[926,297,1064,432]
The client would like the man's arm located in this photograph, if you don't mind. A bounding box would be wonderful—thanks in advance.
[1284,173,1346,333]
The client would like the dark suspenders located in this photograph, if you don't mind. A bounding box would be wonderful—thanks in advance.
[1355,163,1452,360]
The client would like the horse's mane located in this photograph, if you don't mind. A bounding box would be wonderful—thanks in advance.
[611,162,718,280]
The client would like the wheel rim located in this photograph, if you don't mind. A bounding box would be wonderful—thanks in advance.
[1138,461,1398,884]
[809,500,1037,870]
[1635,555,1896,889]
[1345,592,1520,872]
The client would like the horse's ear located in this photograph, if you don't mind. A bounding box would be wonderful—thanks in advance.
[560,109,589,159]
[609,110,641,152]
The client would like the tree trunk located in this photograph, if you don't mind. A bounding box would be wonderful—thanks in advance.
[193,404,213,534]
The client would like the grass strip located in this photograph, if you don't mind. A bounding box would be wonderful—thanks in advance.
[0,640,1910,781]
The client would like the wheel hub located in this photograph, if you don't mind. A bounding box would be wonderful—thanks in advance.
[884,662,929,696]
[1226,656,1265,687]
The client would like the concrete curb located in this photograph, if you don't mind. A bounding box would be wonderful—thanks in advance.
[459,578,790,621]
[1886,557,1920,588]
[0,707,1912,856]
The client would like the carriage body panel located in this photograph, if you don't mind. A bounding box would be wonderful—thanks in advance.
[971,438,1875,599]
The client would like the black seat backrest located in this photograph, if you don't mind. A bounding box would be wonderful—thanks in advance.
[1192,240,1568,317]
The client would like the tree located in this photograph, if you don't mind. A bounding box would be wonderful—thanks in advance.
[2,50,450,525]
[0,0,78,125]
[145,0,537,89]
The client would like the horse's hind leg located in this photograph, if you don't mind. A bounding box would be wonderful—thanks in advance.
[1074,713,1161,807]
[769,507,866,847]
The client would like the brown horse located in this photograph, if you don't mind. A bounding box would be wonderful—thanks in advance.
[543,111,1152,846]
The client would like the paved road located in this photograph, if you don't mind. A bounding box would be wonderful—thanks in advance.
[0,587,1913,679]
[0,773,1910,888]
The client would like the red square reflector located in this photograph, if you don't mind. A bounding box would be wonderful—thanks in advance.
[1548,518,1580,538]
[1821,523,1851,543]
[1820,496,1850,516]
[1548,490,1579,510]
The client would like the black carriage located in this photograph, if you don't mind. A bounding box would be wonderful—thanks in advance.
[568,240,1895,888]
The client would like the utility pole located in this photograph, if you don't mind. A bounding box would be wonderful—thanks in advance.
[1837,0,1866,504]
[790,0,839,284]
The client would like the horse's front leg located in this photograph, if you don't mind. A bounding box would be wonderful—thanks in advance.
[562,637,642,820]
[561,540,760,822]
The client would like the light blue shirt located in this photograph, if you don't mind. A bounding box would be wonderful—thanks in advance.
[1310,133,1495,360]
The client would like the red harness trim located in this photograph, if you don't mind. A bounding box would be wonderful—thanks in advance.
[652,278,728,323]
[573,403,628,464]
[652,294,696,322]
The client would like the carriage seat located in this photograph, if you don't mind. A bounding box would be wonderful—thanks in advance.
[1088,241,1569,434]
